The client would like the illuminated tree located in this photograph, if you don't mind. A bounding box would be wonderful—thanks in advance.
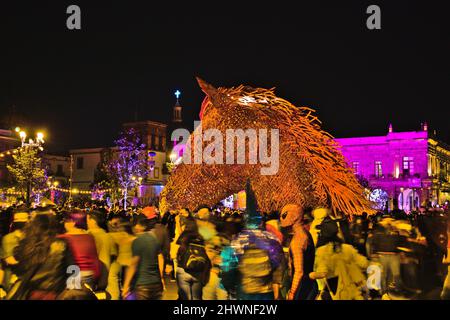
[92,148,120,205]
[108,128,148,210]
[7,146,46,206]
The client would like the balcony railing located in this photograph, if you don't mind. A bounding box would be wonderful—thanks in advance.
[369,173,423,180]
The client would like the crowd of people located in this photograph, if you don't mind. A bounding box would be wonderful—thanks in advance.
[0,200,449,300]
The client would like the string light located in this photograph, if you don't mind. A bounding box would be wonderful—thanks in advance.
[1,127,115,199]
[0,186,114,196]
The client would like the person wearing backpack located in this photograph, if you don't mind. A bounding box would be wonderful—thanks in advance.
[176,219,211,300]
[219,208,285,300]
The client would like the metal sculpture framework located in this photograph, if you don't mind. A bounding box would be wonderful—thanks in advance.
[160,79,373,217]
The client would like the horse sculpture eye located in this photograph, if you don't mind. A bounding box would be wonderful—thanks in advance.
[281,211,288,220]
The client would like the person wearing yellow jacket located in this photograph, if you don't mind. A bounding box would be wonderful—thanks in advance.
[309,208,330,246]
[310,221,369,300]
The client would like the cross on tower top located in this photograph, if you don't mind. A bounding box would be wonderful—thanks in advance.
[172,89,182,123]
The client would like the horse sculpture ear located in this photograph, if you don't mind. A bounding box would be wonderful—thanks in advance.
[196,77,232,119]
[196,77,218,97]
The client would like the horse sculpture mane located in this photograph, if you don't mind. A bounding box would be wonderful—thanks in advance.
[159,78,373,218]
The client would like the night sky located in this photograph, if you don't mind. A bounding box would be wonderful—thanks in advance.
[0,1,448,154]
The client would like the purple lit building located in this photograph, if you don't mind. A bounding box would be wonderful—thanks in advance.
[335,123,450,212]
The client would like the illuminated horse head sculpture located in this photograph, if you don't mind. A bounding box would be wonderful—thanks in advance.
[160,78,373,218]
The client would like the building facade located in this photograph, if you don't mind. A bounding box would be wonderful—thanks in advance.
[70,120,168,204]
[0,129,19,186]
[69,147,104,190]
[335,124,450,212]
[43,154,70,185]
[123,120,167,153]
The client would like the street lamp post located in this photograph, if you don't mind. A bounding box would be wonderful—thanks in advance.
[68,154,73,207]
[14,128,45,206]
[400,187,404,210]
[170,152,176,164]
[167,151,179,173]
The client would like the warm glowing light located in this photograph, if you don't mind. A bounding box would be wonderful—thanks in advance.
[395,165,400,178]
[19,131,26,139]
[37,132,44,140]
[174,157,182,165]
[170,152,177,162]
[239,96,257,105]
[15,127,20,132]
[53,181,59,187]
[427,157,432,176]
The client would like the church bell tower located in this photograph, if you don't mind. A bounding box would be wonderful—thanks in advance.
[172,90,182,123]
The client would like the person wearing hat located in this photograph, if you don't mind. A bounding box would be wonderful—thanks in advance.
[219,202,284,300]
[1,210,29,292]
[310,220,368,300]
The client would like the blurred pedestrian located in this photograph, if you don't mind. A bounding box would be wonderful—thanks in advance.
[122,214,165,300]
[310,220,368,300]
[280,204,317,300]
[87,210,117,292]
[107,215,136,300]
[176,215,211,300]
[59,211,101,290]
[1,210,29,292]
[8,212,72,300]
[441,222,450,299]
